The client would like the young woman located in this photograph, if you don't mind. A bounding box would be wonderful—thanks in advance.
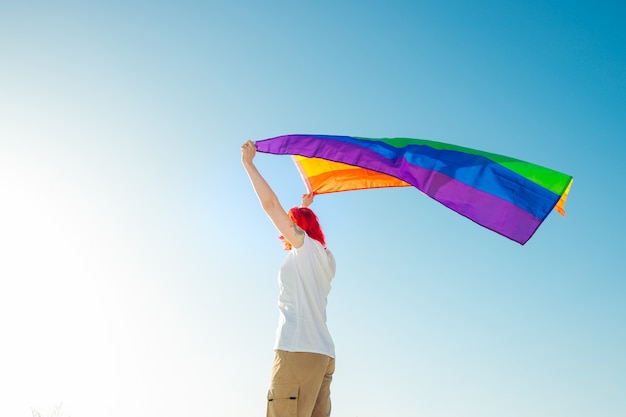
[241,140,336,417]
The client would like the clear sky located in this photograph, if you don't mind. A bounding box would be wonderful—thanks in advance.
[1,1,624,416]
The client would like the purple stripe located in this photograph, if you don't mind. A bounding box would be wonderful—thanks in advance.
[407,166,543,244]
[256,135,543,244]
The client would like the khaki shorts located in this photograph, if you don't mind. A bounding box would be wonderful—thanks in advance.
[267,350,335,417]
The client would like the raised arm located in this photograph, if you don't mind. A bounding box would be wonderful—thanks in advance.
[300,192,315,208]
[241,140,305,248]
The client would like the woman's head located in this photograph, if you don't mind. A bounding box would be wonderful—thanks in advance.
[280,207,326,250]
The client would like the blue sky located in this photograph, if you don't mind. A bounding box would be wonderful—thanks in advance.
[1,1,624,416]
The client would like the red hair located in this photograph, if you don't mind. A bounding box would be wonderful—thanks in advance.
[280,207,326,250]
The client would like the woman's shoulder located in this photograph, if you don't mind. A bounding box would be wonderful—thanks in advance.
[295,234,326,253]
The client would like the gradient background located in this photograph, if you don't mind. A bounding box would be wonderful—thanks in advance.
[1,1,624,416]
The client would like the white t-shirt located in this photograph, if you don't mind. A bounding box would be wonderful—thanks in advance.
[274,234,336,358]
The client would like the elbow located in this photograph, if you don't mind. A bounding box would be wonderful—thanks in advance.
[260,196,279,212]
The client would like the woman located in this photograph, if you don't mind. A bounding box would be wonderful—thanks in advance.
[241,140,336,417]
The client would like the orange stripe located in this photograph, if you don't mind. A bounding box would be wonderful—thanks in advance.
[307,167,411,194]
[554,178,573,216]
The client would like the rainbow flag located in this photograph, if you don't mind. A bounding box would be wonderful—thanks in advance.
[255,134,573,245]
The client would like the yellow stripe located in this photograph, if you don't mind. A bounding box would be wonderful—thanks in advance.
[294,156,410,194]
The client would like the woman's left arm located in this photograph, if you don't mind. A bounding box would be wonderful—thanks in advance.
[241,141,304,248]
